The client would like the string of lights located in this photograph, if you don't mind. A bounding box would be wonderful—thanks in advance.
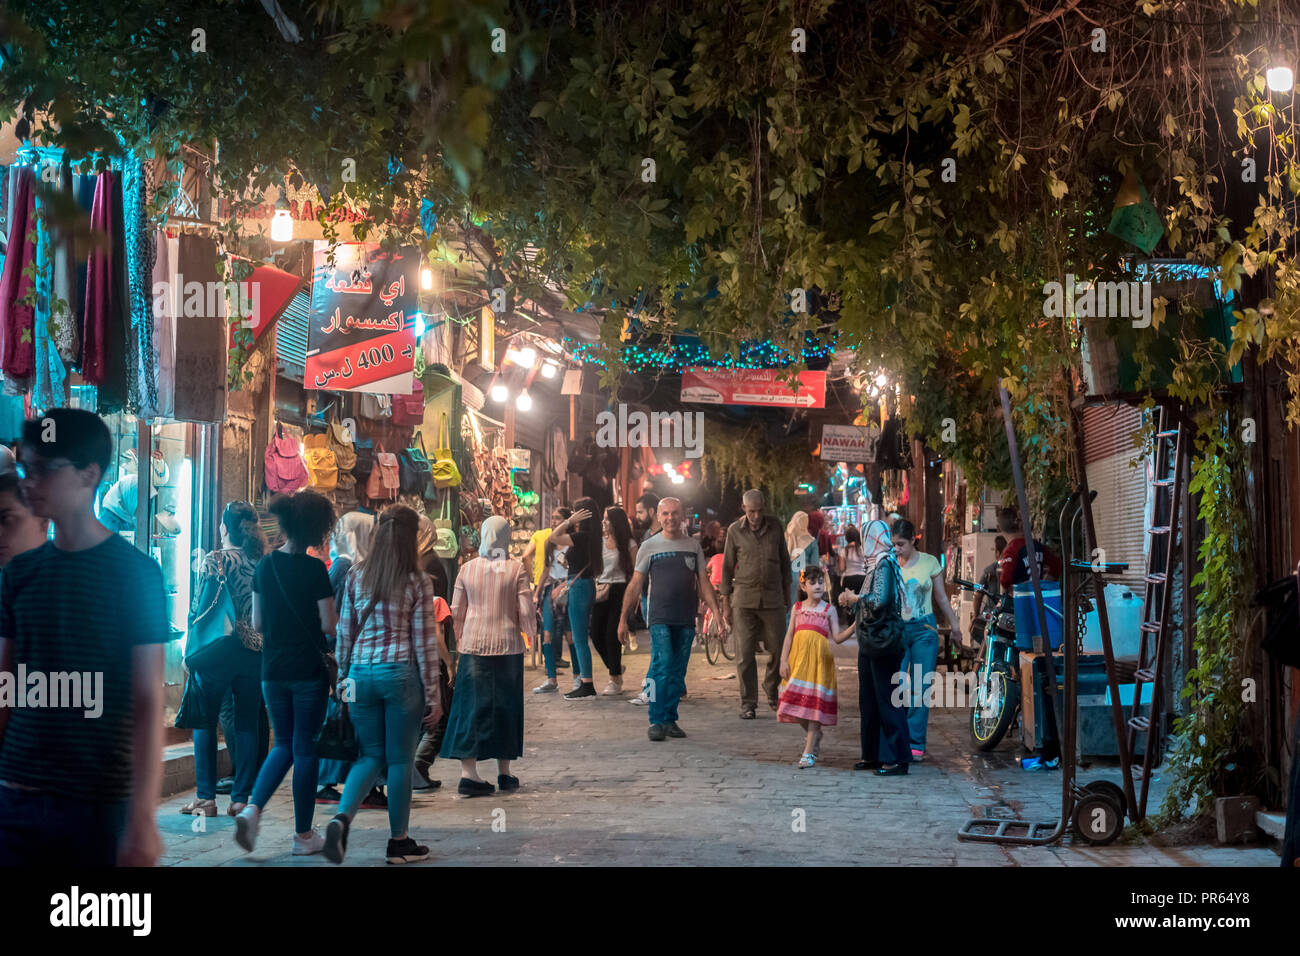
[562,335,837,372]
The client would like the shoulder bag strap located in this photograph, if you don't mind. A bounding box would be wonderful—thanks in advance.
[338,584,380,674]
[268,551,322,645]
[439,412,448,449]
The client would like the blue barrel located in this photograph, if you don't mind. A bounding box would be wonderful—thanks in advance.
[1013,583,1064,651]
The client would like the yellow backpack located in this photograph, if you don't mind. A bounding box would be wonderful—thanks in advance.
[302,433,339,491]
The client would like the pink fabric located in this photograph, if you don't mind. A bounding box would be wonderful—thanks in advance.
[0,167,36,379]
[451,556,536,656]
[80,169,117,385]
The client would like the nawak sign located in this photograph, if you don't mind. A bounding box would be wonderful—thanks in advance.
[680,368,826,408]
[305,242,418,394]
[820,424,881,464]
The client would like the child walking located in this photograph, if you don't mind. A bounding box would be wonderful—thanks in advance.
[777,567,852,768]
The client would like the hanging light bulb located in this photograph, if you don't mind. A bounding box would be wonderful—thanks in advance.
[421,267,433,290]
[490,381,508,403]
[516,346,537,368]
[516,390,532,411]
[671,473,685,485]
[270,199,293,242]
[1267,64,1294,92]
[541,360,559,379]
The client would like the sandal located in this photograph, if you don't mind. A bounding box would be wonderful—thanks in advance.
[797,753,817,769]
[180,799,218,817]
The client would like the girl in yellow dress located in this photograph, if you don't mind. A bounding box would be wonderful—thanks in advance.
[778,567,854,768]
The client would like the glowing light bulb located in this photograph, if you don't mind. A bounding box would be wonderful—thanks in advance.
[490,383,508,402]
[541,361,559,378]
[516,346,537,368]
[421,267,433,290]
[671,473,685,484]
[414,313,425,337]
[875,372,888,388]
[271,204,293,242]
[1268,66,1294,92]
[516,390,532,411]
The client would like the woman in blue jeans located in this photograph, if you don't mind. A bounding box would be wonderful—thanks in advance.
[180,502,266,818]
[549,497,601,700]
[891,519,963,760]
[236,491,338,857]
[322,506,442,864]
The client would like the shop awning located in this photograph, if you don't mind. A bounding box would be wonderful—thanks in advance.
[228,259,304,347]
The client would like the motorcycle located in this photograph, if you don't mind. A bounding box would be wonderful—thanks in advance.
[953,578,1020,750]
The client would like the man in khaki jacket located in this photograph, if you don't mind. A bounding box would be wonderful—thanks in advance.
[719,490,792,719]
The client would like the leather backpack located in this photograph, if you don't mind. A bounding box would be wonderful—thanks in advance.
[399,433,433,496]
[352,436,375,485]
[367,443,401,500]
[265,423,309,494]
[391,380,425,426]
[302,432,339,491]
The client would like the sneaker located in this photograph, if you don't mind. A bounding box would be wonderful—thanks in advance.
[564,682,597,700]
[386,836,431,864]
[666,722,686,738]
[911,749,925,761]
[315,785,342,805]
[234,806,260,852]
[600,680,624,696]
[555,658,571,670]
[533,679,559,694]
[361,787,388,809]
[292,829,325,856]
[629,691,650,706]
[648,723,667,741]
[323,814,350,864]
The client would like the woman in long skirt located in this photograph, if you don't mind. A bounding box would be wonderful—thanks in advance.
[440,516,537,796]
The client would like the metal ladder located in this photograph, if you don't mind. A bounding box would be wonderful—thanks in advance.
[1126,405,1187,820]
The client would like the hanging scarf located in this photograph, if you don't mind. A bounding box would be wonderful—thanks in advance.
[0,166,36,391]
[785,510,813,555]
[861,518,913,619]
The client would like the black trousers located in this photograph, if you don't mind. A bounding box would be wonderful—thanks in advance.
[220,686,270,776]
[858,648,910,765]
[415,660,454,770]
[589,582,627,677]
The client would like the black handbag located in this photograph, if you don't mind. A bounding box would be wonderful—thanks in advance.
[315,696,359,761]
[174,673,210,730]
[856,561,907,658]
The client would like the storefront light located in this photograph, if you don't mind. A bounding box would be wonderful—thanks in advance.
[271,199,293,242]
[671,473,685,484]
[414,312,425,337]
[516,346,537,368]
[541,360,559,378]
[874,372,888,388]
[421,267,433,290]
[490,382,509,402]
[516,390,533,411]
[1267,65,1294,92]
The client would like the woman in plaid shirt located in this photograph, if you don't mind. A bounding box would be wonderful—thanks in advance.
[323,506,442,865]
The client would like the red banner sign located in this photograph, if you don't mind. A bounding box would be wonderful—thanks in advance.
[680,368,826,408]
[305,242,418,393]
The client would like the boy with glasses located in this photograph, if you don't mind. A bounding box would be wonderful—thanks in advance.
[0,409,171,866]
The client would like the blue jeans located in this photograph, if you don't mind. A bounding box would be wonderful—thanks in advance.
[899,615,940,752]
[647,623,695,726]
[540,580,568,679]
[193,665,261,803]
[338,661,425,839]
[0,785,128,866]
[567,577,596,680]
[251,678,330,833]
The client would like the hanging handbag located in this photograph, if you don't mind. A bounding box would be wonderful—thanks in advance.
[313,598,379,760]
[352,435,374,483]
[376,445,401,498]
[174,672,211,730]
[327,416,358,485]
[302,432,339,491]
[265,422,310,493]
[186,566,240,671]
[856,560,907,658]
[391,380,425,426]
[433,491,458,558]
[432,412,461,488]
[399,432,434,496]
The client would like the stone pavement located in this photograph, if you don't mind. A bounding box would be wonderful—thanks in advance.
[157,636,1279,867]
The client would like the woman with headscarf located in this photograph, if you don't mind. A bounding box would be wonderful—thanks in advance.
[837,519,912,776]
[439,516,536,796]
[786,511,819,603]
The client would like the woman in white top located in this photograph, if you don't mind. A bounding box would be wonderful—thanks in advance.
[588,506,638,695]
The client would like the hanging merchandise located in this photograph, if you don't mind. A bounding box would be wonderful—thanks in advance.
[80,168,120,390]
[391,379,425,426]
[351,433,375,485]
[141,231,177,420]
[302,432,339,490]
[122,154,158,414]
[171,234,227,423]
[31,161,73,410]
[326,414,358,493]
[0,166,36,393]
[432,411,461,488]
[265,422,310,493]
[398,432,433,497]
[433,489,458,559]
[361,393,392,419]
[366,442,400,500]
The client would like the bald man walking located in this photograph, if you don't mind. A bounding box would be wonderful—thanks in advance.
[719,490,792,719]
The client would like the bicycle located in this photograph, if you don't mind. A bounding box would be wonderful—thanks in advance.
[701,607,735,665]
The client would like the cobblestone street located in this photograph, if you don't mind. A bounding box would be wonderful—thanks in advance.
[158,639,1279,867]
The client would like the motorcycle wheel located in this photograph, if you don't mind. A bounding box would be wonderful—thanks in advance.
[970,661,1018,751]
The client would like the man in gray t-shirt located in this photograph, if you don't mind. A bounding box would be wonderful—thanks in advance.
[619,497,727,740]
